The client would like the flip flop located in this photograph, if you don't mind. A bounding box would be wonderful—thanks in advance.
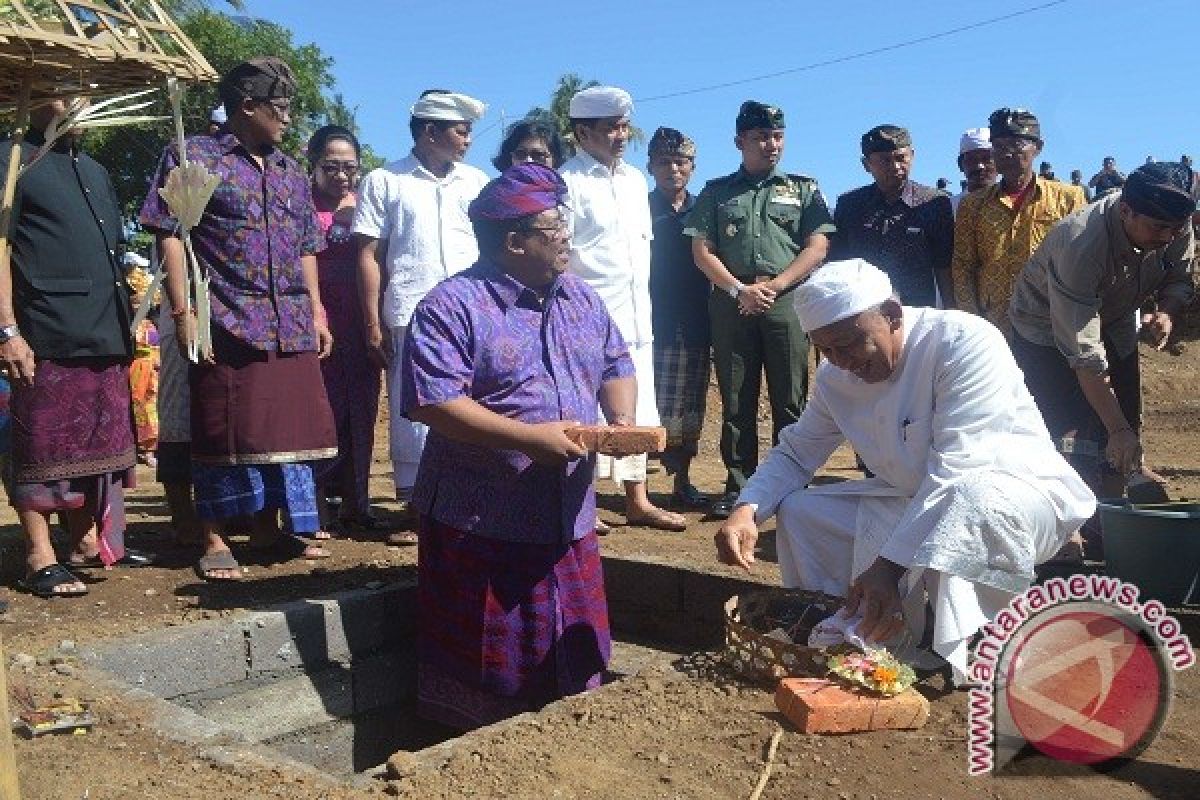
[20,564,88,598]
[66,547,157,569]
[195,550,242,582]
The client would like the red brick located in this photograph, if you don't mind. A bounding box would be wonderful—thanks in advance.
[775,677,929,734]
[565,425,667,455]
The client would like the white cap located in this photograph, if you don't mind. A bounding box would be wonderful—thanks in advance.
[410,91,486,122]
[959,127,990,154]
[792,259,895,332]
[568,86,633,119]
[210,105,227,124]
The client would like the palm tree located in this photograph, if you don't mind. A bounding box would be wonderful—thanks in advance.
[524,73,644,159]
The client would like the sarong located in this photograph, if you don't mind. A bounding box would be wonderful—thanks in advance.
[315,279,382,517]
[192,462,319,533]
[8,357,136,565]
[189,326,336,528]
[417,516,611,730]
[652,327,711,471]
[189,327,337,464]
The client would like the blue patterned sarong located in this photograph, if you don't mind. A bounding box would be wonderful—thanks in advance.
[192,462,319,534]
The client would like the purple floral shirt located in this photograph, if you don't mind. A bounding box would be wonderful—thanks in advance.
[401,260,634,544]
[139,131,323,352]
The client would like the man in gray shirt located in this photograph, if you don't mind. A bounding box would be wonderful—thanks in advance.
[1009,162,1194,510]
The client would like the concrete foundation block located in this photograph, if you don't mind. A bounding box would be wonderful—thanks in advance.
[81,620,247,698]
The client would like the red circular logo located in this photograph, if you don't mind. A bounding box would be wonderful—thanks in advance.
[1002,603,1170,766]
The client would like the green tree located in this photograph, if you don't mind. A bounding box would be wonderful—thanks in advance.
[87,9,339,215]
[524,73,644,159]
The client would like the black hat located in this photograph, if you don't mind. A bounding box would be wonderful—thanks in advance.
[736,101,785,133]
[988,107,1041,142]
[860,124,912,156]
[1122,162,1196,222]
[219,56,297,101]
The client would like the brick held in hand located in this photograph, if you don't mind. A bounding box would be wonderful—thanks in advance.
[775,677,930,734]
[564,425,667,455]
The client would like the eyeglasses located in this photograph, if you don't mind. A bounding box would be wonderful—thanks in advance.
[512,147,553,165]
[318,161,359,176]
[259,98,292,119]
[519,216,568,237]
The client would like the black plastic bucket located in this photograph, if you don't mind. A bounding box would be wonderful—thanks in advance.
[1097,501,1200,606]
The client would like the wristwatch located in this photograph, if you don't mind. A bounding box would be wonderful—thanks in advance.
[727,281,745,299]
[0,324,20,344]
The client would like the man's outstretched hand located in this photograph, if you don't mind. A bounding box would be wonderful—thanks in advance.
[715,503,759,570]
[845,557,907,642]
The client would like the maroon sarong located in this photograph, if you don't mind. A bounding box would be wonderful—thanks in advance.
[417,516,611,730]
[9,357,136,565]
[190,326,337,464]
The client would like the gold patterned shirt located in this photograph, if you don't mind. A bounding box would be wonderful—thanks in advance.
[951,176,1087,331]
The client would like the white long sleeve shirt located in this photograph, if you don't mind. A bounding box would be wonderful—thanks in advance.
[559,150,654,347]
[739,307,1095,572]
[352,153,489,328]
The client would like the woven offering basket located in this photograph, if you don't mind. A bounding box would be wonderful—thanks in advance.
[723,588,843,685]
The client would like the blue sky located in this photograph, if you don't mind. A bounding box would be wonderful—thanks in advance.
[243,0,1195,199]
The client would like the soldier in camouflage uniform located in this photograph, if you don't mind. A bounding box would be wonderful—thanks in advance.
[686,101,835,517]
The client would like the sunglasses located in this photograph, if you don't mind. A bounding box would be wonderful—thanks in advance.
[318,161,359,176]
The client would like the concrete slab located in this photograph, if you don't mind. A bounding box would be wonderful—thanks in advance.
[189,668,354,742]
[81,619,247,698]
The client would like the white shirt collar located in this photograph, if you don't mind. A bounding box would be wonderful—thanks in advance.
[398,150,467,183]
[575,147,626,177]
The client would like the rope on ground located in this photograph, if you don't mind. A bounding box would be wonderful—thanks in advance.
[747,726,784,800]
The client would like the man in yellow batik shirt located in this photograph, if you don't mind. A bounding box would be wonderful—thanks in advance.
[952,108,1087,334]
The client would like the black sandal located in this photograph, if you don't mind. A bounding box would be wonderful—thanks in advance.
[20,564,88,598]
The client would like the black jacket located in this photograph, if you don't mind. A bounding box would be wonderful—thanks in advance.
[1,131,132,359]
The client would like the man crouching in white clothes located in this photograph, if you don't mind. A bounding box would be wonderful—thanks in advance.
[714,258,1096,683]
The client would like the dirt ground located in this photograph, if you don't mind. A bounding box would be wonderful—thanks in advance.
[1,337,1198,799]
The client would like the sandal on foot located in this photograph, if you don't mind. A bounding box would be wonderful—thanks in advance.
[386,531,419,546]
[626,507,688,532]
[195,550,242,582]
[67,547,157,570]
[244,535,330,564]
[21,564,88,598]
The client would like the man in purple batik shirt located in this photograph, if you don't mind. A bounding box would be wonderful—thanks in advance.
[140,58,337,581]
[399,163,635,730]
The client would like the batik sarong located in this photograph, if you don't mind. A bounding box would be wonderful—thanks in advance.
[652,326,711,471]
[416,516,611,730]
[8,357,136,565]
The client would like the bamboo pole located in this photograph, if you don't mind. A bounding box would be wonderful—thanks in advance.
[0,70,32,800]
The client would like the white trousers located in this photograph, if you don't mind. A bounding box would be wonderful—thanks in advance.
[385,326,427,494]
[595,339,660,485]
[775,472,1065,683]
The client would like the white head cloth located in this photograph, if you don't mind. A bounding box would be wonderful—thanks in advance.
[568,86,633,119]
[959,127,991,154]
[210,105,227,124]
[410,91,486,122]
[793,259,895,332]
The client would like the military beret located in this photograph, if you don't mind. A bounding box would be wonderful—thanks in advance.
[648,127,696,160]
[736,101,785,133]
[219,57,296,101]
[861,124,912,156]
[988,107,1041,142]
[1122,162,1196,222]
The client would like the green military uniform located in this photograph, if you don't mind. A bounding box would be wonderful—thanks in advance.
[684,167,835,493]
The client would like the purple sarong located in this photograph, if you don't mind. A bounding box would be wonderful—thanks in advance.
[9,357,136,564]
[416,516,610,730]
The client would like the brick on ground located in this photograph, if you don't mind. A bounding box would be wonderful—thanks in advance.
[775,677,929,734]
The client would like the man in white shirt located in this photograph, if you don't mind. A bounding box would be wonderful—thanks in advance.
[559,86,686,532]
[715,259,1095,682]
[353,90,489,526]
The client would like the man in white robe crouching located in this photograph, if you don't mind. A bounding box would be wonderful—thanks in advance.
[714,258,1096,682]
